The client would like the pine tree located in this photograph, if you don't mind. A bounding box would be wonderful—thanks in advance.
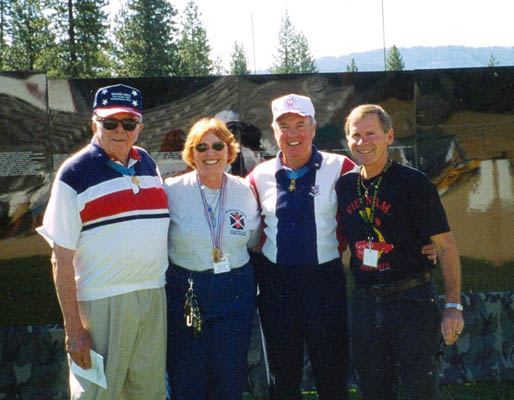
[270,10,317,74]
[294,32,317,73]
[229,42,250,75]
[4,0,57,71]
[68,0,111,77]
[0,0,12,68]
[386,45,404,71]
[114,0,179,77]
[49,0,111,78]
[176,0,212,76]
[270,10,295,73]
[212,54,226,75]
[346,58,358,72]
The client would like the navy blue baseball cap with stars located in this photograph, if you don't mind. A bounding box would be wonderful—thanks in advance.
[93,84,143,119]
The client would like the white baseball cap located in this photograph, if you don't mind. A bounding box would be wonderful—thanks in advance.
[271,94,315,121]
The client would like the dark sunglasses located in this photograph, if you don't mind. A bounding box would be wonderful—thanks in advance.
[96,118,141,131]
[195,141,226,152]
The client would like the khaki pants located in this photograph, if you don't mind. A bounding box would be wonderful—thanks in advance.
[70,288,166,400]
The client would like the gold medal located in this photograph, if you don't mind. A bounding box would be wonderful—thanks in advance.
[212,247,221,262]
[131,175,140,185]
[288,178,296,192]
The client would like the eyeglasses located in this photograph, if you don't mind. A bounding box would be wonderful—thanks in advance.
[195,141,226,152]
[95,118,141,131]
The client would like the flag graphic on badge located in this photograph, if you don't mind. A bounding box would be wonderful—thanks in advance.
[309,185,320,197]
[230,212,245,230]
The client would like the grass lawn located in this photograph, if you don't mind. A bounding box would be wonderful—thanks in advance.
[343,255,513,299]
[439,381,514,399]
[1,255,62,326]
[1,255,513,327]
[245,381,514,399]
[431,257,514,295]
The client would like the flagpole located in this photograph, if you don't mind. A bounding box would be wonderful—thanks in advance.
[382,0,386,70]
[251,13,257,74]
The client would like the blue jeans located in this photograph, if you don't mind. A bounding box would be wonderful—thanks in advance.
[256,257,349,400]
[165,263,256,400]
[350,280,442,400]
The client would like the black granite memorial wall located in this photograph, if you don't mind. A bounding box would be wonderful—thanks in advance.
[1,68,513,397]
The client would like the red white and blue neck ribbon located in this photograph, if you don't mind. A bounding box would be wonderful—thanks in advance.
[197,172,227,258]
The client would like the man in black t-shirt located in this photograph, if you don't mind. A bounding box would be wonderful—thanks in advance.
[336,104,464,399]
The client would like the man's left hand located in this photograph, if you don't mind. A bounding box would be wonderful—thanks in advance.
[441,308,465,345]
[421,242,438,263]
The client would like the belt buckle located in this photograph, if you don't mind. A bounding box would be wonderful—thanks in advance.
[369,284,387,296]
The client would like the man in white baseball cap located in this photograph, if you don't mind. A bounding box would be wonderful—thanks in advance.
[247,93,357,399]
[271,93,316,121]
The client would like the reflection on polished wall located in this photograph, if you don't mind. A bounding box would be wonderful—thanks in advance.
[0,72,52,260]
[1,68,513,265]
[415,67,514,265]
[1,68,513,397]
[442,159,514,264]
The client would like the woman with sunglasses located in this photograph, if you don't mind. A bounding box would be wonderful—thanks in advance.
[163,118,261,400]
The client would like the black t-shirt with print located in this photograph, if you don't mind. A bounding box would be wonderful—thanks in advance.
[336,161,450,285]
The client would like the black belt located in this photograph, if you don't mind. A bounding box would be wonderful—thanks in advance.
[362,272,432,296]
[169,263,215,275]
[169,262,250,276]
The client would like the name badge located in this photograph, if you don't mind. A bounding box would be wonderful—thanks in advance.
[213,257,230,274]
[363,248,378,268]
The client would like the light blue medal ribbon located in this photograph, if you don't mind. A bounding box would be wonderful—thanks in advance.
[106,159,140,193]
[284,165,309,192]
[197,173,227,262]
[106,159,136,176]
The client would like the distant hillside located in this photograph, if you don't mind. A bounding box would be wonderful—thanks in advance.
[316,46,514,72]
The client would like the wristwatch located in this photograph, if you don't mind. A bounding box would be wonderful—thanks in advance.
[444,302,463,311]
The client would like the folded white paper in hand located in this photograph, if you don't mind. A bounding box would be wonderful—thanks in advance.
[70,349,107,389]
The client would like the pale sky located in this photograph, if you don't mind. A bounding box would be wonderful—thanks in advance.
[112,0,514,72]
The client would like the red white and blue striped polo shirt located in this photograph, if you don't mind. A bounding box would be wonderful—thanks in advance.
[248,147,357,266]
[37,140,170,301]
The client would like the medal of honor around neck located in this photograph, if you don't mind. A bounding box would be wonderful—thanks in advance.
[285,165,309,192]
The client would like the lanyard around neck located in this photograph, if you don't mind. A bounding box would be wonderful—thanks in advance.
[197,173,227,261]
[356,160,391,239]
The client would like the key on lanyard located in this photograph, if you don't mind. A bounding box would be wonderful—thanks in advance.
[184,278,202,337]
